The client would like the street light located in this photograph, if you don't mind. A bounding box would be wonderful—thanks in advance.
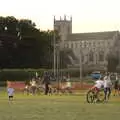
[4,26,8,31]
[53,31,56,77]
[79,43,89,81]
[56,43,60,92]
[79,48,82,80]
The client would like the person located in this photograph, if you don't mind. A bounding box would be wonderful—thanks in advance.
[114,74,120,96]
[63,76,67,82]
[24,84,30,95]
[30,78,37,95]
[91,77,104,92]
[42,71,50,95]
[103,73,112,101]
[7,85,15,101]
[65,75,72,93]
[114,79,119,96]
[90,77,104,101]
[118,76,120,95]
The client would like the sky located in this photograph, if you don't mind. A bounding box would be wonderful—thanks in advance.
[0,0,120,33]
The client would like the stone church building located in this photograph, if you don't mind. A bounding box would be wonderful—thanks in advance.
[54,16,120,71]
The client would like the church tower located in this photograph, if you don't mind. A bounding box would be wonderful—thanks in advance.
[54,15,72,41]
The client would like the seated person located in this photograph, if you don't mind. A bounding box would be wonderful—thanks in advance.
[91,77,104,93]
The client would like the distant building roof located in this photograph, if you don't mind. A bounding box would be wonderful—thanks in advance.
[67,31,119,41]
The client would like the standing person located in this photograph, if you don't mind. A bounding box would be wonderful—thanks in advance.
[7,85,15,102]
[66,74,72,93]
[118,75,120,95]
[113,74,119,96]
[103,73,112,101]
[30,77,37,95]
[43,72,50,95]
[114,74,120,96]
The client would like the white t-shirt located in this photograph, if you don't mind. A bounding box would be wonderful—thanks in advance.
[103,76,112,88]
[66,82,71,87]
[95,80,104,89]
[31,80,36,86]
[7,88,14,96]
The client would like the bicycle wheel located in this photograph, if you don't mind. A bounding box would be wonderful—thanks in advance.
[97,89,105,102]
[86,90,95,103]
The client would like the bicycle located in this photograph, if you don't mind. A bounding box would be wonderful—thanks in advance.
[86,88,105,103]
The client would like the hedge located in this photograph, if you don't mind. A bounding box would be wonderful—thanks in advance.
[0,68,92,82]
[0,69,46,81]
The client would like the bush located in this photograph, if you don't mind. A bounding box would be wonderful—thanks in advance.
[0,69,46,81]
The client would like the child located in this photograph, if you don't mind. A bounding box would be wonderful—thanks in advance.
[7,85,15,101]
[90,77,104,102]
[114,74,120,96]
[91,77,104,92]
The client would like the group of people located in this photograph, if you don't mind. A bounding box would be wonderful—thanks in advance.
[7,71,120,102]
[25,71,67,95]
[24,72,73,96]
[24,72,51,95]
[91,73,120,102]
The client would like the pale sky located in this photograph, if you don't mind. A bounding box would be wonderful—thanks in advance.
[0,0,120,33]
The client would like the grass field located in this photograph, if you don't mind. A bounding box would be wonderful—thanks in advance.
[0,91,120,120]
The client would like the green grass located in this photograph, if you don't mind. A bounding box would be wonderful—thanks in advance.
[0,92,120,120]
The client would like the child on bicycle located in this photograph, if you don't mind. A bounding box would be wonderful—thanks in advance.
[89,77,104,102]
[91,76,104,94]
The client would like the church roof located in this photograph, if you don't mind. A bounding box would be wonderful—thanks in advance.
[67,31,119,41]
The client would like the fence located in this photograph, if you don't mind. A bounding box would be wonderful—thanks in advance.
[5,81,93,91]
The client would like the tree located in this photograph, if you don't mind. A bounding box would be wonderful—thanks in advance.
[0,16,55,68]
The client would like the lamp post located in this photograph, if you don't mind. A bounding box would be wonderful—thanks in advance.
[79,44,88,82]
[56,43,60,92]
[79,48,82,80]
[53,31,56,79]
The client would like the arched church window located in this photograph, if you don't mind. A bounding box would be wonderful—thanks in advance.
[89,42,91,46]
[82,54,84,62]
[84,41,87,48]
[64,43,69,48]
[99,51,104,61]
[75,43,78,48]
[57,25,61,32]
[79,42,82,48]
[68,26,70,33]
[71,43,74,48]
[93,42,95,47]
[89,51,94,61]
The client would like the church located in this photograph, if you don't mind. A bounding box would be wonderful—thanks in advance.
[53,16,120,71]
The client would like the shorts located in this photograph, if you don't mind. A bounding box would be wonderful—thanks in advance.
[93,87,100,92]
[104,87,111,93]
[9,96,13,99]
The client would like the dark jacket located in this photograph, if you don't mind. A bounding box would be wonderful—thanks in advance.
[43,75,50,84]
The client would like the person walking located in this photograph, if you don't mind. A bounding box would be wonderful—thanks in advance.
[103,73,112,101]
[43,72,50,95]
[7,85,15,102]
[114,74,120,96]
